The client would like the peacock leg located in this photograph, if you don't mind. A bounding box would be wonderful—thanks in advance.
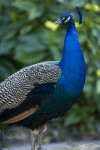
[31,130,36,150]
[37,124,47,150]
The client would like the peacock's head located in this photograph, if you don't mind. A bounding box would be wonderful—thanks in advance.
[55,13,73,26]
[55,7,82,27]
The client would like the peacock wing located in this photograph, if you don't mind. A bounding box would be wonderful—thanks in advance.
[0,62,62,123]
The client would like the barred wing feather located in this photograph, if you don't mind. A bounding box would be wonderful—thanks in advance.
[0,62,61,123]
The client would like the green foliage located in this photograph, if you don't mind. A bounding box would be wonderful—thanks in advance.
[0,0,100,134]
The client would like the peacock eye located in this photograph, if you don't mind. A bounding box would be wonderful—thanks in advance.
[64,17,71,23]
[62,17,68,21]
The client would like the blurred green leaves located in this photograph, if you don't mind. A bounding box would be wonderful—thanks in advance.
[12,1,44,20]
[0,0,100,133]
[12,1,36,11]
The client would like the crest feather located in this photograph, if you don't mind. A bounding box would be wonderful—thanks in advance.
[71,6,82,24]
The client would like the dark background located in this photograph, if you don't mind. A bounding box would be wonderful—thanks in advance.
[0,0,100,144]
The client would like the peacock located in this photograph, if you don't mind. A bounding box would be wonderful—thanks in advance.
[0,7,86,150]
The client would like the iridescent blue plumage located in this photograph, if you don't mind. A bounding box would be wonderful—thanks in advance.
[17,7,86,129]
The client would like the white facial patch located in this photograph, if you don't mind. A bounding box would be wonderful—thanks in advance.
[64,17,71,23]
[62,17,65,20]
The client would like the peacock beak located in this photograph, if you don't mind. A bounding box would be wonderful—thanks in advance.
[55,19,62,24]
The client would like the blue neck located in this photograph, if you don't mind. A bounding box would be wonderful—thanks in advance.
[59,23,86,90]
